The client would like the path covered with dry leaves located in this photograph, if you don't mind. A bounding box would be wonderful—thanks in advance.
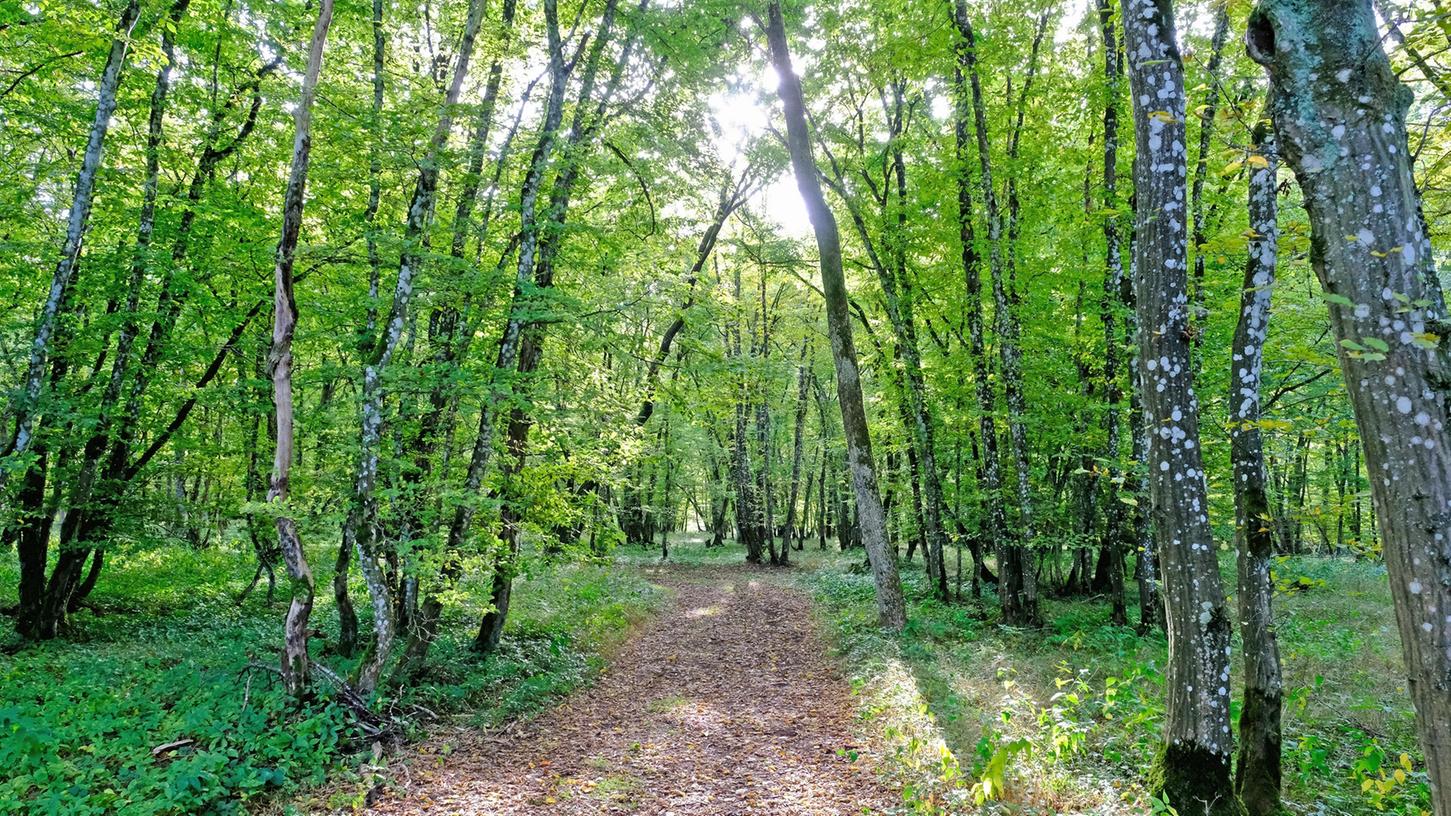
[368,563,897,815]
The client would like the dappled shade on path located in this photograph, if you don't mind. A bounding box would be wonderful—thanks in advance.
[367,564,896,814]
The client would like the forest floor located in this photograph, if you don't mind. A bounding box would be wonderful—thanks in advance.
[364,561,898,815]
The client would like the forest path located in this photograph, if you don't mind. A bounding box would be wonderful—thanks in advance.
[366,562,897,815]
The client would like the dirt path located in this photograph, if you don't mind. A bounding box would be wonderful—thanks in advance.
[367,564,897,815]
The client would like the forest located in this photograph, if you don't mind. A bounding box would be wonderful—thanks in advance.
[1,0,1449,812]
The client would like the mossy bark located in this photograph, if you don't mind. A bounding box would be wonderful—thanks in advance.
[1152,743,1245,816]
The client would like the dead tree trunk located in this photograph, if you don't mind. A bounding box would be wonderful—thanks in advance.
[766,0,905,630]
[1249,1,1451,807]
[1122,0,1237,808]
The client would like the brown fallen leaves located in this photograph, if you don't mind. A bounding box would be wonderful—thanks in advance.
[365,564,897,815]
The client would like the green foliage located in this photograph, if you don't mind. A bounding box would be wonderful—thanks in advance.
[800,545,1424,814]
[0,550,658,815]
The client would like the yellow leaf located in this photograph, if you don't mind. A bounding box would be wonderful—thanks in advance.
[1247,154,1270,169]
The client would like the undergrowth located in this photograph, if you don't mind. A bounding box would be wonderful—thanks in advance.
[0,545,659,815]
[796,547,1427,816]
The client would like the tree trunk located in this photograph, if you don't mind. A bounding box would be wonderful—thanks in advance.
[1230,117,1284,816]
[2,0,140,484]
[8,0,140,639]
[1250,1,1451,807]
[782,341,812,554]
[1097,0,1130,628]
[270,0,336,698]
[1188,2,1231,351]
[954,0,1040,626]
[1122,0,1237,808]
[950,4,1009,617]
[766,0,905,630]
[476,0,636,651]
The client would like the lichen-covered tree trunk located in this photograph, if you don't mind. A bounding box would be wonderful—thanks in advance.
[766,0,905,631]
[269,0,335,699]
[474,0,638,653]
[1230,117,1284,816]
[2,0,139,486]
[1121,0,1237,809]
[338,0,489,694]
[1249,1,1451,808]
[9,0,140,639]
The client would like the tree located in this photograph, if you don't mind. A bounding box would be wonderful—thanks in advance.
[268,0,337,698]
[1250,0,1451,808]
[1121,0,1237,809]
[1230,115,1284,816]
[766,0,906,631]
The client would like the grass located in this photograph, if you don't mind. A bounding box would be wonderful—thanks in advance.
[797,544,1427,815]
[625,535,1427,815]
[0,541,661,816]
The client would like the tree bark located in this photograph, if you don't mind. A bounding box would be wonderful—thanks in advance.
[1249,0,1451,808]
[954,0,1040,626]
[1097,0,1130,628]
[1122,0,1237,809]
[1230,117,1284,816]
[766,0,905,631]
[269,0,336,699]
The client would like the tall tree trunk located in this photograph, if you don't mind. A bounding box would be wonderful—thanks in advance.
[951,24,1007,610]
[1122,0,1237,809]
[1097,0,1130,628]
[766,0,905,630]
[475,0,637,653]
[782,341,812,554]
[2,0,139,480]
[8,0,140,638]
[1250,1,1451,807]
[269,0,336,698]
[954,0,1040,626]
[340,0,489,695]
[1231,117,1284,816]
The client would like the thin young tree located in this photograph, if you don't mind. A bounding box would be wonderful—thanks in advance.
[765,0,906,631]
[269,0,337,698]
